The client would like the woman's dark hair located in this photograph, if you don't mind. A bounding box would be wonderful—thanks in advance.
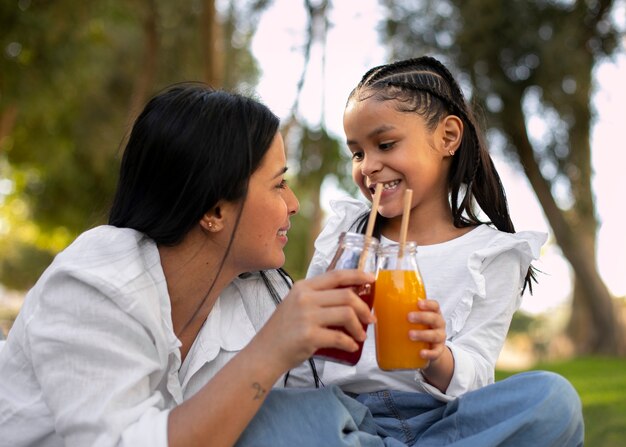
[109,83,282,336]
[350,56,536,292]
[110,87,323,384]
[109,83,280,245]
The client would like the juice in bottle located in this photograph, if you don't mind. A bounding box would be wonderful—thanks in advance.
[314,232,378,365]
[314,282,375,365]
[374,242,430,370]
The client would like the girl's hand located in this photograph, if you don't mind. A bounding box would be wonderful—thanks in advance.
[408,299,453,391]
[408,299,447,362]
[253,269,376,373]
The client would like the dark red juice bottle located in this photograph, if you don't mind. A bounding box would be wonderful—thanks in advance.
[313,232,379,366]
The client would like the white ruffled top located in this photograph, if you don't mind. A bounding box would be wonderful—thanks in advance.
[307,198,547,402]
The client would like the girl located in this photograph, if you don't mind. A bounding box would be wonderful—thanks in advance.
[307,56,584,446]
[0,84,380,447]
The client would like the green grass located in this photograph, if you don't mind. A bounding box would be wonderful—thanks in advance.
[496,357,626,446]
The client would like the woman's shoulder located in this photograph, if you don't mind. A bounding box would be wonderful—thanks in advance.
[19,226,168,345]
[43,225,160,295]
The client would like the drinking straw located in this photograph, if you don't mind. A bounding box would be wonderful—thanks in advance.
[398,189,413,259]
[358,183,383,271]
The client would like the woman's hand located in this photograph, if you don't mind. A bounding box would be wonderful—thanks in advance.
[408,299,453,391]
[170,270,374,447]
[253,269,375,373]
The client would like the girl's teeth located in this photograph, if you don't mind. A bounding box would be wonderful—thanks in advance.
[382,180,400,190]
[278,230,287,236]
[369,180,400,193]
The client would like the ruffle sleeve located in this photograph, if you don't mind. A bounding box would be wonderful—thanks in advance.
[447,230,546,338]
[306,197,370,279]
[421,229,547,402]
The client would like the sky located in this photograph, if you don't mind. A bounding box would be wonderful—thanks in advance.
[250,0,626,315]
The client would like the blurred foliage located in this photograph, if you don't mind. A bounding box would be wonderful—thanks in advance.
[508,310,536,335]
[0,0,271,288]
[0,0,350,288]
[283,123,357,279]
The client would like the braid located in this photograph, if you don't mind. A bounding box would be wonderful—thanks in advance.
[418,56,466,103]
[358,58,418,86]
[351,56,536,293]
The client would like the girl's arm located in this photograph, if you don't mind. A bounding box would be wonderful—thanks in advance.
[407,299,453,392]
[432,249,526,398]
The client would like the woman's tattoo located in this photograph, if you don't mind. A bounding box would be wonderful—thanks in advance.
[252,382,267,400]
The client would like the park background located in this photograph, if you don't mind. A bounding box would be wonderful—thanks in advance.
[1,1,625,444]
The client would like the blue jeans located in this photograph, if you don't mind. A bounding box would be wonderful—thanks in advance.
[236,371,584,446]
[236,384,384,447]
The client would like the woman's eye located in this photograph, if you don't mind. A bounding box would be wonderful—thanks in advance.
[276,179,288,189]
[379,141,395,150]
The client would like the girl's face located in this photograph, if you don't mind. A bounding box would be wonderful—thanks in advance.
[232,132,299,271]
[343,96,455,220]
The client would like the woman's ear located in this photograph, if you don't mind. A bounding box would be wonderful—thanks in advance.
[199,200,240,233]
[199,204,225,233]
[441,115,463,156]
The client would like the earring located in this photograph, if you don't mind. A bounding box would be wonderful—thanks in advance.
[448,150,455,156]
[206,222,214,231]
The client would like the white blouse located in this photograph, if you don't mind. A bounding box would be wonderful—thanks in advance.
[306,198,546,402]
[0,226,312,447]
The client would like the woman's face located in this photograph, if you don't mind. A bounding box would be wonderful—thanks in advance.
[231,132,299,272]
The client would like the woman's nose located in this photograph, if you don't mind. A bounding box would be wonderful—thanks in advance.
[287,187,299,216]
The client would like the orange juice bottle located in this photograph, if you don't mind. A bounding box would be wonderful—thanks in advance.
[314,232,379,365]
[374,242,430,370]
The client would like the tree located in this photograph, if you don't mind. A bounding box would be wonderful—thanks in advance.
[0,0,270,289]
[382,0,625,354]
[278,0,359,279]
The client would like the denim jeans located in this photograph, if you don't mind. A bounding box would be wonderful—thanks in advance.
[357,371,584,446]
[236,384,385,447]
[236,371,584,447]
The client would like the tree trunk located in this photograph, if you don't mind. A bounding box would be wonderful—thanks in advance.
[564,60,606,353]
[0,105,18,155]
[503,87,624,355]
[201,0,223,88]
[125,0,159,132]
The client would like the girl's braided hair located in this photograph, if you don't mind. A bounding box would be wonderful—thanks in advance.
[350,56,536,292]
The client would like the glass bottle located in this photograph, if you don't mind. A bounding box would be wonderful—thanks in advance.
[374,242,430,370]
[314,232,379,365]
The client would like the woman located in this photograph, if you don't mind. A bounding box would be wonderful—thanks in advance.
[0,84,377,447]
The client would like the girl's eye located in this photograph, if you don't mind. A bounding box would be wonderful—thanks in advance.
[276,179,288,189]
[379,141,395,150]
[351,151,364,161]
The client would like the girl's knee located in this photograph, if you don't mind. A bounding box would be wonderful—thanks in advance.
[496,371,584,445]
[533,371,580,405]
[521,371,583,430]
[504,371,582,417]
